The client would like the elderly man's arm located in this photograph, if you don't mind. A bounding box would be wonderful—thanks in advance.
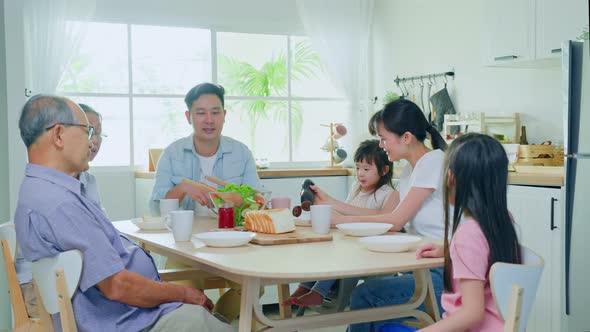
[97,269,213,310]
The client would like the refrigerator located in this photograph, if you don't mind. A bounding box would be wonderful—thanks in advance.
[562,39,590,332]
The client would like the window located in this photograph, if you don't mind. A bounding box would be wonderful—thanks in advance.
[59,22,347,167]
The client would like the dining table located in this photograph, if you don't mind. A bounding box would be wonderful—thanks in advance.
[114,218,444,332]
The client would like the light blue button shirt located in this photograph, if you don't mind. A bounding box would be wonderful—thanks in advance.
[16,171,103,285]
[15,164,180,332]
[150,135,261,215]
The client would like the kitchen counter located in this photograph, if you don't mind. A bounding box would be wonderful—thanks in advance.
[135,168,354,180]
[136,169,563,186]
[508,172,564,187]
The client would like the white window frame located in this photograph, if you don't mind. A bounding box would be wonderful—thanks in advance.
[61,23,347,169]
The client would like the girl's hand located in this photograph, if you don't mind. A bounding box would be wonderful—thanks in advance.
[416,243,444,259]
[310,185,335,205]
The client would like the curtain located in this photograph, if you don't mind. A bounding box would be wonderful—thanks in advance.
[296,0,375,144]
[23,0,96,95]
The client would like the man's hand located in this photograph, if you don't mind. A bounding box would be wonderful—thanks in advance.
[310,185,335,205]
[416,243,444,259]
[182,286,214,311]
[181,179,213,206]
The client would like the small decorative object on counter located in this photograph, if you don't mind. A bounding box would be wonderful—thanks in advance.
[218,204,235,229]
[519,126,529,145]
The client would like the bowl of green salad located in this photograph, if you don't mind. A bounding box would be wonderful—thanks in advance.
[209,184,271,226]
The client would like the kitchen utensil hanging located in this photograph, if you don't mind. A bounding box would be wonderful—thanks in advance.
[393,69,455,105]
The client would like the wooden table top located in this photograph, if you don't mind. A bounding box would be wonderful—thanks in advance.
[114,218,443,281]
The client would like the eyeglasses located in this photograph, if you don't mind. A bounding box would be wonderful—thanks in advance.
[92,132,108,141]
[45,123,95,140]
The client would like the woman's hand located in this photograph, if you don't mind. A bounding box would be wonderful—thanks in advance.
[416,243,444,259]
[310,185,335,205]
[331,210,346,224]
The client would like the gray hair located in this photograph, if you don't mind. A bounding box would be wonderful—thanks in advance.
[19,94,76,148]
[79,103,102,123]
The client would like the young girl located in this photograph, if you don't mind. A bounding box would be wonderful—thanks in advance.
[284,139,397,307]
[396,133,520,332]
[312,99,448,332]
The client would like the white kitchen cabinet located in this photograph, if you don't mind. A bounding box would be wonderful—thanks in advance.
[536,0,589,59]
[482,0,535,65]
[507,185,564,332]
[483,0,589,66]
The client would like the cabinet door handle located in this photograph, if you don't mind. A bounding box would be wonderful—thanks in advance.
[494,55,518,61]
[551,48,562,54]
[550,197,558,230]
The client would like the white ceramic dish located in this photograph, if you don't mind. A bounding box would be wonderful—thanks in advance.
[193,231,256,248]
[336,223,392,236]
[131,217,167,230]
[358,235,422,253]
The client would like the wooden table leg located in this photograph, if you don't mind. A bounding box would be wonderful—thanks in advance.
[420,269,441,322]
[238,277,259,332]
[277,284,292,319]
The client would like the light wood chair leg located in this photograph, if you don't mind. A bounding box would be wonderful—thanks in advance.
[1,239,29,329]
[32,280,54,332]
[504,285,524,332]
[55,269,77,332]
[277,284,292,319]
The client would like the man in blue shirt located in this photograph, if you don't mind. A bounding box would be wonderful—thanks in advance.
[149,83,261,215]
[14,94,234,332]
[149,83,263,323]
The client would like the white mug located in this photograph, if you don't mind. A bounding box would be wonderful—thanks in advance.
[164,210,194,241]
[310,205,332,235]
[159,198,179,217]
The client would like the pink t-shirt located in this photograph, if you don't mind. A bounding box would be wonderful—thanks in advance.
[441,219,504,332]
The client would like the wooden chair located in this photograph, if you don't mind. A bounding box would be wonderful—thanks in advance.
[490,245,544,332]
[148,148,164,172]
[0,222,30,330]
[32,250,83,332]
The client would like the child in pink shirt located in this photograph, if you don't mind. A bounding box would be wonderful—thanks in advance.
[410,133,521,332]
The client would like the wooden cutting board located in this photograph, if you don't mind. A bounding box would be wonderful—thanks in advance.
[250,228,332,246]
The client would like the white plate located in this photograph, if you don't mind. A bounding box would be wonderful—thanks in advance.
[131,217,167,230]
[193,231,256,248]
[358,235,422,253]
[336,223,392,236]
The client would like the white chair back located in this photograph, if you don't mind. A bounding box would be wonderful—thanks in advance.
[0,222,16,260]
[32,250,83,315]
[490,245,544,332]
[0,222,17,330]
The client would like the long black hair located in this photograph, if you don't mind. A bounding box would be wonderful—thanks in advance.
[442,133,521,291]
[368,99,447,151]
[353,139,394,195]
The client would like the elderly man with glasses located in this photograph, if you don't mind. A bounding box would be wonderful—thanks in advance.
[14,94,234,332]
[14,102,110,320]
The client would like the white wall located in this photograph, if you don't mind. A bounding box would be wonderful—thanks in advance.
[0,0,10,221]
[3,0,26,219]
[371,0,564,144]
[93,0,304,34]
